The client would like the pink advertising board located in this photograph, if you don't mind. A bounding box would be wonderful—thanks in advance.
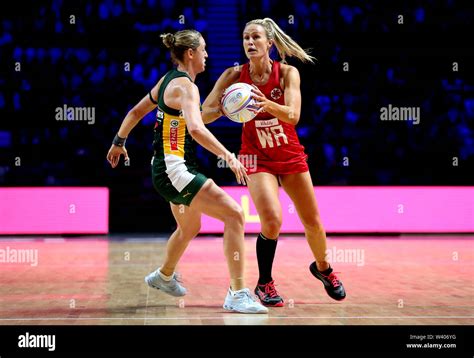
[1,187,471,234]
[201,187,474,233]
[0,188,109,234]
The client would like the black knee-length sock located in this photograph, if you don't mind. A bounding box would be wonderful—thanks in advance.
[256,232,278,284]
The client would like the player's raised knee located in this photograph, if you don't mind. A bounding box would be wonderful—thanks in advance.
[225,204,245,226]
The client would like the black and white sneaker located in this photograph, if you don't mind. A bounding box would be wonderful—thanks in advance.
[309,262,346,301]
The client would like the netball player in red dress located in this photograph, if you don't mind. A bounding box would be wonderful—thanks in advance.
[203,18,346,306]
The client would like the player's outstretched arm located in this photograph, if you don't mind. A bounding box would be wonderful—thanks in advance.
[182,82,249,185]
[107,79,163,168]
[202,67,241,124]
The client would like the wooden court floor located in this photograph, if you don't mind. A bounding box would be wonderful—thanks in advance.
[0,235,472,325]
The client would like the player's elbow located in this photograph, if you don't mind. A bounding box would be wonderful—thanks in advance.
[289,109,300,125]
[127,108,142,122]
[202,113,215,125]
[188,126,206,139]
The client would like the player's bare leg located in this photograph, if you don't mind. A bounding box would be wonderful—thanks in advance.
[144,203,201,297]
[246,172,284,306]
[190,179,268,313]
[280,171,346,300]
[160,203,202,276]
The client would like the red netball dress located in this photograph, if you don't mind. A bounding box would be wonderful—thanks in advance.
[238,60,309,174]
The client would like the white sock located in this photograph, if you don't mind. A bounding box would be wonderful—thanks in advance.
[158,268,173,281]
[230,287,245,294]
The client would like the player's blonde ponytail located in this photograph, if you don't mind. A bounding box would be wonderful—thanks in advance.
[246,18,315,64]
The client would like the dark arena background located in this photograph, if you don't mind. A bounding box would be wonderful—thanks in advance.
[0,0,473,355]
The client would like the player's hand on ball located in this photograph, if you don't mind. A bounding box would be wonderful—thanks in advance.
[250,84,267,113]
[227,153,250,186]
[107,144,129,168]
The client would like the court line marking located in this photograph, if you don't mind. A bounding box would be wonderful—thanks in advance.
[144,286,150,325]
[0,316,472,321]
[143,263,154,325]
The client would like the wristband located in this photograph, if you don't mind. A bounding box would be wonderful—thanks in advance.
[112,133,127,147]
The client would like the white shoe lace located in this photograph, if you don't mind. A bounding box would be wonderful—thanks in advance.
[236,289,259,305]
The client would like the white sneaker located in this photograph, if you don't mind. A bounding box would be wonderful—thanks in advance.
[145,270,187,297]
[223,288,269,314]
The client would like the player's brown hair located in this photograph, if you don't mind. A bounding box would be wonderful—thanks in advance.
[160,29,202,64]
